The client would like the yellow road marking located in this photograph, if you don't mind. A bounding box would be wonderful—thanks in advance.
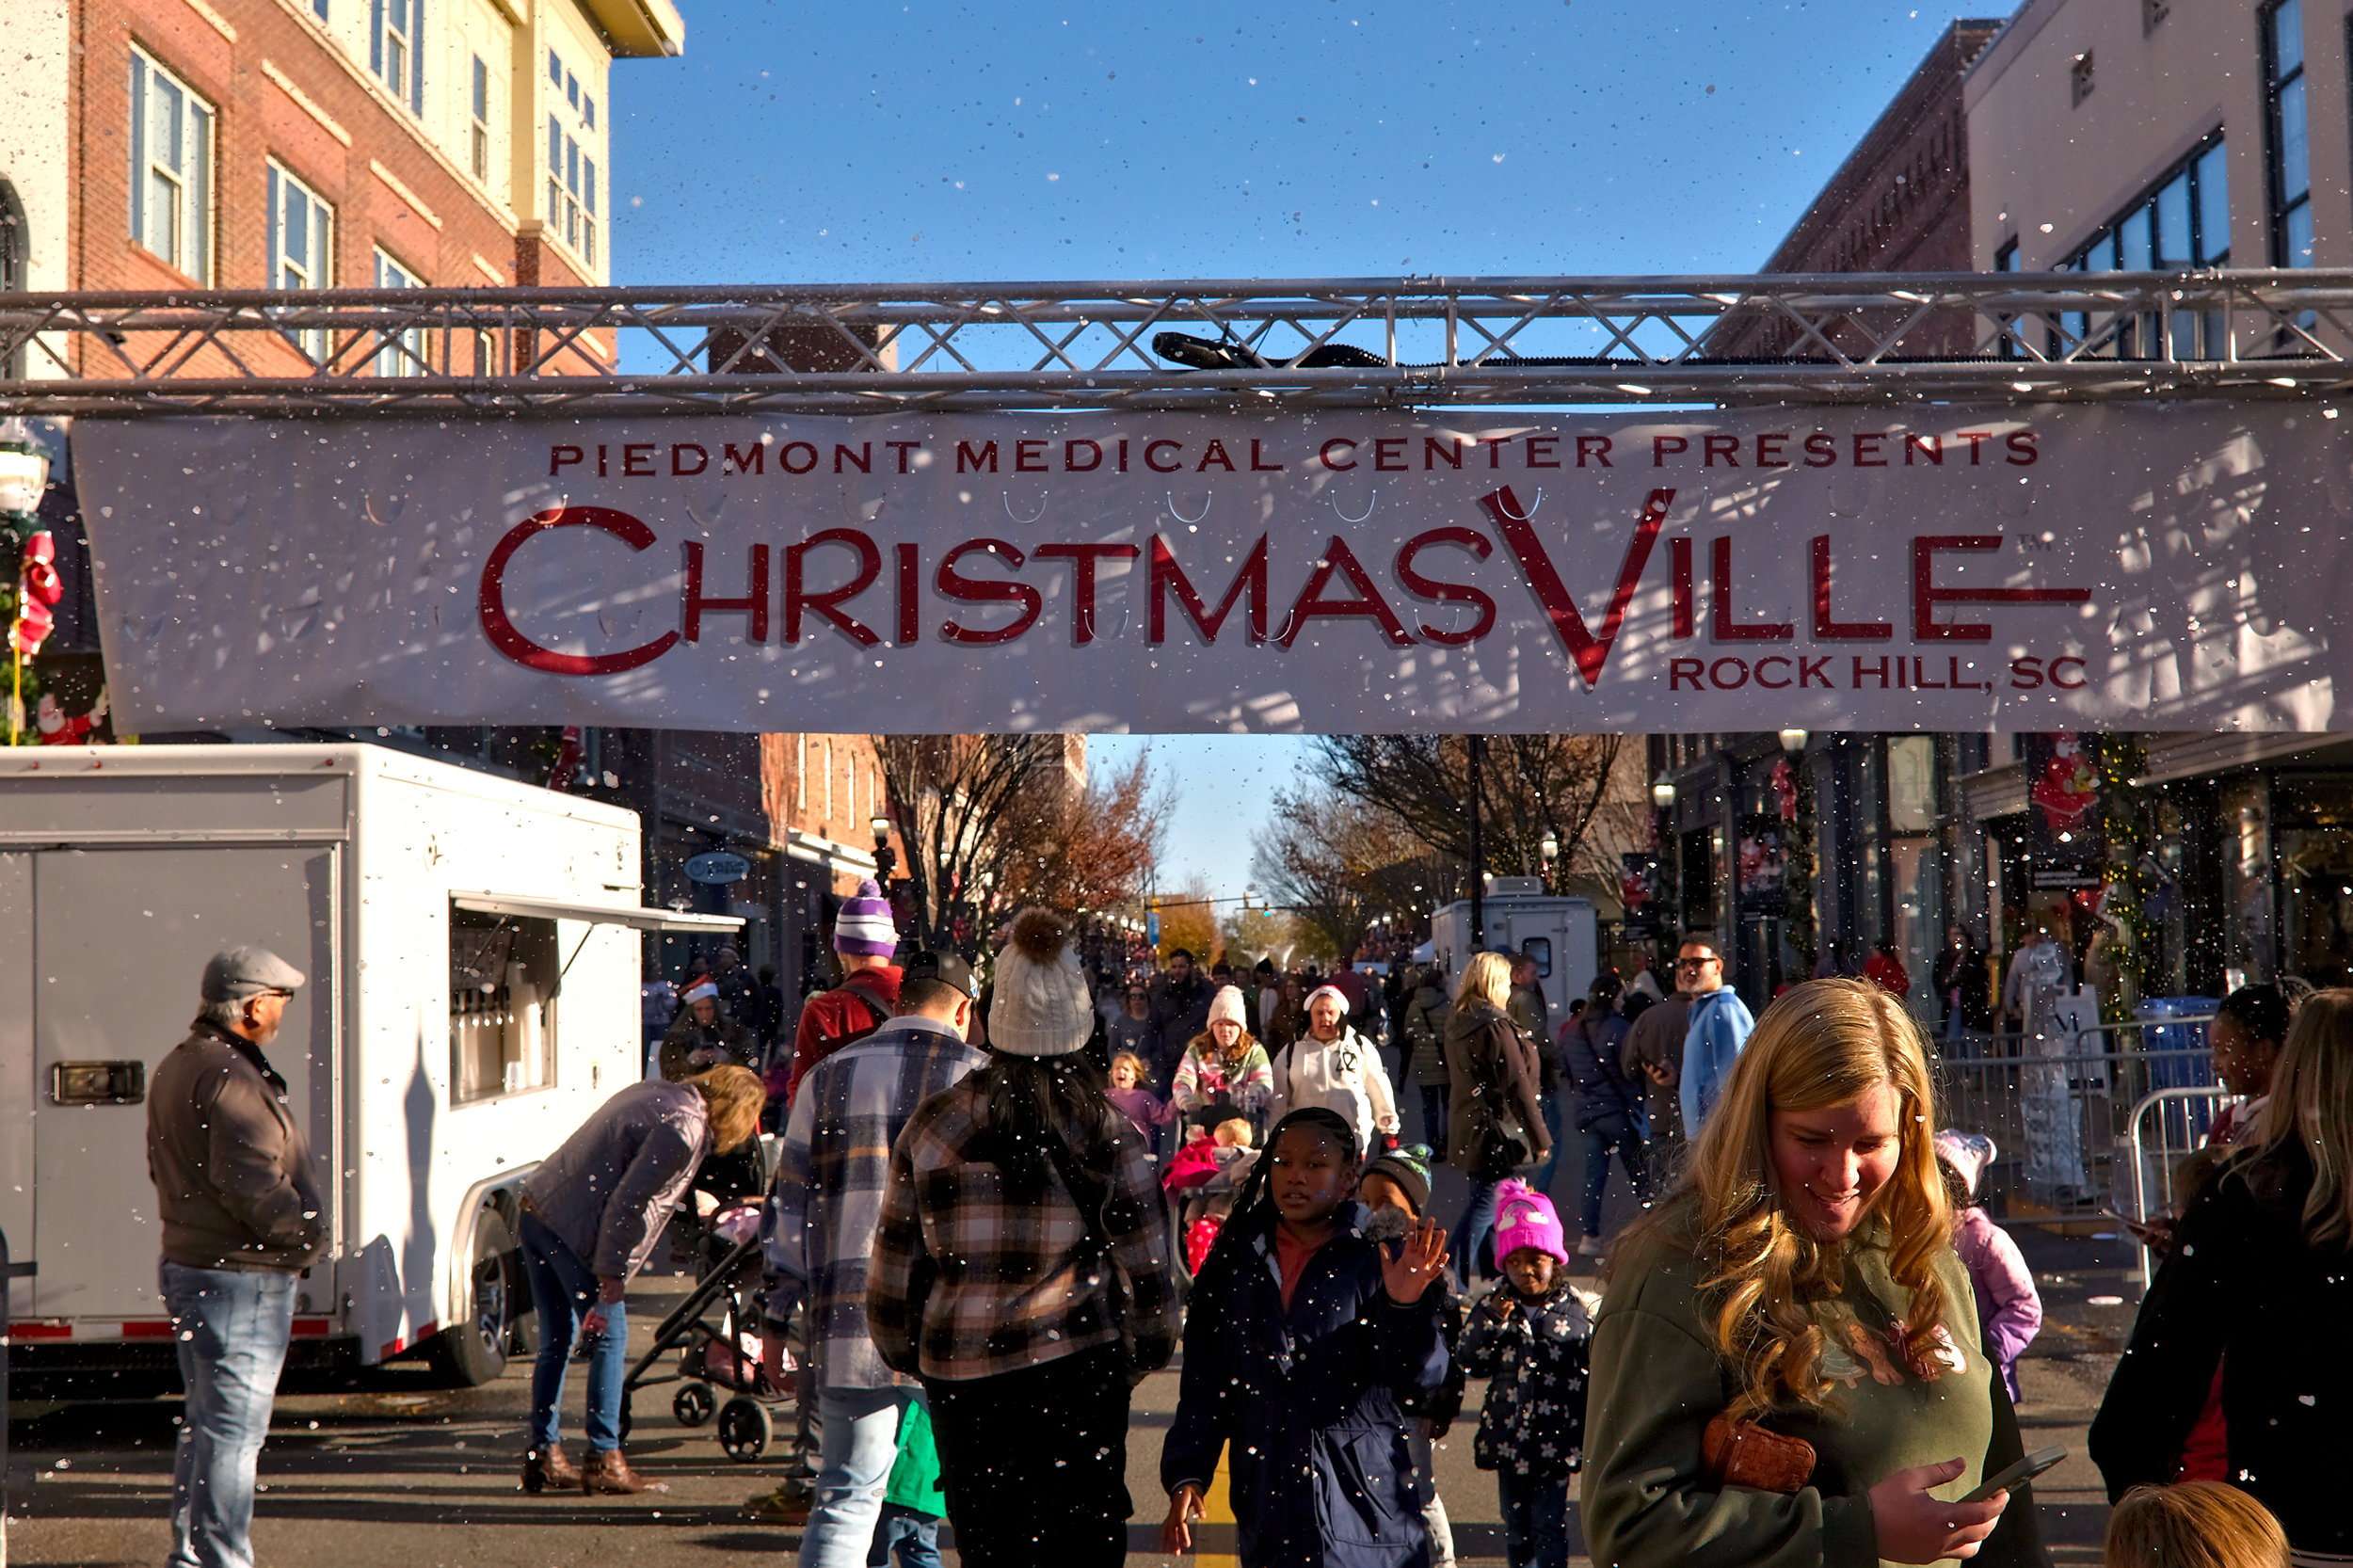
[1197,1453,1239,1568]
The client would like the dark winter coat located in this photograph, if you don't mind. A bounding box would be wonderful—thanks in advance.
[1555,1011,1642,1133]
[1162,1204,1449,1568]
[1458,1279,1593,1481]
[1442,1000,1550,1178]
[2090,1145,2353,1556]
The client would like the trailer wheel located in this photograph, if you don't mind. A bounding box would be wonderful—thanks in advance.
[429,1204,518,1387]
[716,1397,771,1462]
[673,1382,717,1428]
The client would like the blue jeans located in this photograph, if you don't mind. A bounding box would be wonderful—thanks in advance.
[1417,1083,1449,1157]
[1450,1176,1502,1286]
[1529,1093,1564,1196]
[519,1210,627,1453]
[804,1384,911,1568]
[1497,1469,1570,1568]
[1573,1110,1650,1240]
[159,1260,296,1568]
[868,1502,943,1567]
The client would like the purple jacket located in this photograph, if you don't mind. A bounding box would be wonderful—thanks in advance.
[1952,1206,2041,1401]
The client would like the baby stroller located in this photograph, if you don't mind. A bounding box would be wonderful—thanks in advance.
[617,1191,793,1462]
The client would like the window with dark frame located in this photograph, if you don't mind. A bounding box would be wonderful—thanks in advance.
[2265,0,2311,265]
[2059,133,2228,358]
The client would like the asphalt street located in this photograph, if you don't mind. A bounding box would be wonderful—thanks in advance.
[6,1080,2137,1566]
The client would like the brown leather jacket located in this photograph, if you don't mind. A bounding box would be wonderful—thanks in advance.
[146,1021,328,1273]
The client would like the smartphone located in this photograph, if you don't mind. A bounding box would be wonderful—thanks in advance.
[1960,1445,2067,1503]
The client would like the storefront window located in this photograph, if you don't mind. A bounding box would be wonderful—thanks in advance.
[1892,839,1945,1029]
[1887,735,1938,832]
[2221,781,2275,986]
[2273,776,2353,988]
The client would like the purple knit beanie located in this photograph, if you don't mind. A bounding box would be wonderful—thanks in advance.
[834,879,899,957]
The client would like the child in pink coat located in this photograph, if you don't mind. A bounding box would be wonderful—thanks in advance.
[1935,1129,2043,1403]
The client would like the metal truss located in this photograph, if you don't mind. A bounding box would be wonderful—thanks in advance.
[5,270,2353,415]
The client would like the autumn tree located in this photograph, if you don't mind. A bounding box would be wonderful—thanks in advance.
[1250,785,1446,957]
[1155,877,1223,968]
[871,735,1165,951]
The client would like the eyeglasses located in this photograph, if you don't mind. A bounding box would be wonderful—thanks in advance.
[1675,955,1721,970]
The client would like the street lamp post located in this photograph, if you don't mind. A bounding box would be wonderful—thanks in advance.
[1652,772,1678,935]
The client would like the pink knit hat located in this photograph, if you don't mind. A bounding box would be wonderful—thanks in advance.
[1492,1179,1568,1267]
[1208,984,1248,1032]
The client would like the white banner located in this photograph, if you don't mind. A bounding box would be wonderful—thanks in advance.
[72,406,2346,733]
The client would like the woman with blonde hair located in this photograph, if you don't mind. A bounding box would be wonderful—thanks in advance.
[518,1064,764,1494]
[2092,988,2353,1561]
[1581,979,2042,1567]
[2104,1482,2289,1568]
[1444,950,1551,1286]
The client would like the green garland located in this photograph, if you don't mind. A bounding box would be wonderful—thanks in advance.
[2089,733,2159,1016]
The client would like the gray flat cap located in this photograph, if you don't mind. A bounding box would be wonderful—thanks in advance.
[201,946,307,1001]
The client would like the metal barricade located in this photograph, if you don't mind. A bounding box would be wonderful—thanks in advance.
[2124,1086,2240,1291]
[1928,1016,2216,1227]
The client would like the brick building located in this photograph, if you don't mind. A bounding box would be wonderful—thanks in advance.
[1705,19,2002,360]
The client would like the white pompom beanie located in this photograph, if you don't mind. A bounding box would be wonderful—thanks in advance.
[989,908,1095,1058]
[1208,984,1249,1032]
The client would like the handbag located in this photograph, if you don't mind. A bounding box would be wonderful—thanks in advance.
[1700,1412,1817,1494]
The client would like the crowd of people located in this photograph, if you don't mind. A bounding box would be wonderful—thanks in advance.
[143,896,2353,1568]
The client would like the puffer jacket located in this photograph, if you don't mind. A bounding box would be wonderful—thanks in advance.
[1162,1203,1449,1568]
[520,1080,713,1281]
[1442,1000,1550,1177]
[1458,1278,1593,1480]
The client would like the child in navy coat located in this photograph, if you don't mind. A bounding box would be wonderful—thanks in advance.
[1160,1107,1453,1568]
[1456,1181,1592,1568]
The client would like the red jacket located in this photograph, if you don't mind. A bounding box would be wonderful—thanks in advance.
[785,966,902,1102]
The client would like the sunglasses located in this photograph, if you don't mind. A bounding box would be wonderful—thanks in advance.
[1676,955,1721,969]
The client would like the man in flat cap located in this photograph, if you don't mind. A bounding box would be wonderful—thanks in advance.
[147,945,326,1568]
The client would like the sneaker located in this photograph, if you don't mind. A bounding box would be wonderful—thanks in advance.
[1576,1234,1607,1257]
[741,1475,816,1524]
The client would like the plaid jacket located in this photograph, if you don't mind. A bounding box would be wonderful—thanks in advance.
[760,1017,987,1390]
[867,1075,1184,1383]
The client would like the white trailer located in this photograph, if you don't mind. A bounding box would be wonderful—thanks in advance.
[0,744,736,1393]
[1429,878,1600,1017]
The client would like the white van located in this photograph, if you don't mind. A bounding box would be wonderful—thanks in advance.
[1428,878,1599,1022]
[0,744,735,1393]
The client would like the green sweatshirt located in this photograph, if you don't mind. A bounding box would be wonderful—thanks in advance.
[1580,1220,2023,1568]
[884,1398,945,1518]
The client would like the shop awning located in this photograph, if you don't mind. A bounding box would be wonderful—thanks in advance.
[450,891,743,932]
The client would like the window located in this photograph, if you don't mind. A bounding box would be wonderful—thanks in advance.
[314,0,329,16]
[547,114,599,264]
[2265,0,2311,265]
[267,164,334,360]
[2060,134,2228,357]
[450,909,559,1102]
[372,250,424,376]
[470,56,491,180]
[583,94,596,131]
[128,49,215,283]
[372,0,424,115]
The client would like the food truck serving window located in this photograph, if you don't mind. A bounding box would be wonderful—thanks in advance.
[450,905,559,1103]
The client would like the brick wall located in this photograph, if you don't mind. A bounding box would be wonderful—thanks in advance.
[77,0,608,375]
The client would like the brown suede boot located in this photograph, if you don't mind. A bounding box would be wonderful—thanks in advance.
[580,1448,669,1496]
[520,1443,582,1493]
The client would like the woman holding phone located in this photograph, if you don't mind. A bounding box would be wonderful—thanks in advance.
[1580,979,2045,1567]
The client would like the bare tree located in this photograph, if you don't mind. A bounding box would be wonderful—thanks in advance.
[1309,735,1625,886]
[1250,785,1439,957]
[872,735,1058,948]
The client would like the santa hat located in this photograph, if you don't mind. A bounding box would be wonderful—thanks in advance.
[834,879,899,958]
[1935,1129,1996,1198]
[680,980,720,1005]
[1208,984,1249,1032]
[989,908,1094,1057]
[1492,1178,1568,1267]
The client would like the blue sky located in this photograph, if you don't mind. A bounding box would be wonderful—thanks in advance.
[610,0,1972,891]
